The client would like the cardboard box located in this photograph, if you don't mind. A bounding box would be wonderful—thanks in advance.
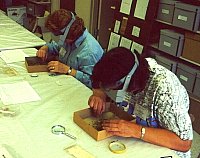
[159,29,184,57]
[73,102,134,141]
[193,72,200,98]
[182,32,200,65]
[27,2,46,16]
[172,2,200,32]
[7,6,26,25]
[189,97,200,134]
[176,63,197,93]
[157,0,177,24]
[25,56,48,73]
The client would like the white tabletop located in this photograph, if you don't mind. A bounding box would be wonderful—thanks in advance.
[0,48,180,158]
[0,11,45,51]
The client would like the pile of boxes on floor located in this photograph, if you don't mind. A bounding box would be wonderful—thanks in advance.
[6,0,47,28]
[154,0,200,98]
[7,6,26,26]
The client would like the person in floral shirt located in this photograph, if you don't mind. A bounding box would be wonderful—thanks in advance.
[88,47,193,158]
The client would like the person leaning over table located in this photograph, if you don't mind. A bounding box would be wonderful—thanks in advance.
[36,9,104,88]
[88,47,193,158]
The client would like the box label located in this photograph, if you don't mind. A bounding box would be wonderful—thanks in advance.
[162,9,169,15]
[178,15,188,22]
[180,75,188,82]
[28,8,33,12]
[164,41,171,47]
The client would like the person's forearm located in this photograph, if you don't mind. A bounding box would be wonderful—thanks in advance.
[138,126,192,152]
[40,45,48,51]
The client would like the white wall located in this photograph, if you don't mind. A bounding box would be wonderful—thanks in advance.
[51,0,60,13]
[51,0,97,34]
[50,0,60,42]
[51,0,97,40]
[75,0,92,32]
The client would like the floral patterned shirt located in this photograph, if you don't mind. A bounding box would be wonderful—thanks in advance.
[119,58,193,158]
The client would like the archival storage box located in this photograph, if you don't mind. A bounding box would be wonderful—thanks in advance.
[189,98,200,134]
[172,2,200,32]
[182,32,200,65]
[159,29,184,57]
[27,2,46,16]
[176,63,197,93]
[157,0,177,24]
[193,72,200,98]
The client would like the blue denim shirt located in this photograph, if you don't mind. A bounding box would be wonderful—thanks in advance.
[46,29,104,88]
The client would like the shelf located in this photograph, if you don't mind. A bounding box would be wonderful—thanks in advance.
[156,19,171,26]
[155,19,200,34]
[150,0,200,104]
[180,57,200,67]
[28,0,51,5]
[189,92,200,103]
[149,43,181,61]
[148,44,200,70]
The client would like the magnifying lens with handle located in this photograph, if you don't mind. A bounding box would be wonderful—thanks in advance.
[51,125,77,140]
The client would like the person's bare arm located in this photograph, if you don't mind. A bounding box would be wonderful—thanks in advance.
[102,119,192,152]
[88,89,107,115]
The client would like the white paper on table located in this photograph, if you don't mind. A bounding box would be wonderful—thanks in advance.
[0,81,41,105]
[131,41,144,54]
[120,0,133,15]
[119,37,132,49]
[114,20,121,33]
[0,49,29,63]
[134,0,149,20]
[0,146,13,158]
[107,32,121,51]
[66,145,95,158]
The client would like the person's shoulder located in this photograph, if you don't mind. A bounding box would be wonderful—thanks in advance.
[147,58,185,89]
[85,33,98,43]
[83,36,103,52]
[146,57,175,76]
[146,57,157,65]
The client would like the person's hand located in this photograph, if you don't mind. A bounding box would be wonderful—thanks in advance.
[102,119,139,138]
[36,46,48,61]
[47,61,70,73]
[88,89,107,116]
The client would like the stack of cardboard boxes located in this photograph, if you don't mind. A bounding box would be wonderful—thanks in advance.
[7,6,26,26]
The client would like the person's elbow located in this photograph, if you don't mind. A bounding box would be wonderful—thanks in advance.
[178,140,192,152]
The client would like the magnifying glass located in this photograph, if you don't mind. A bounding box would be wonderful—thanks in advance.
[109,141,126,154]
[51,125,77,140]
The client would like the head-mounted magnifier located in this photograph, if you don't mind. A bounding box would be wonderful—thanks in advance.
[105,52,139,103]
[58,12,76,47]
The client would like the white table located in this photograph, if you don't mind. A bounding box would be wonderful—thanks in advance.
[0,48,180,158]
[0,11,45,51]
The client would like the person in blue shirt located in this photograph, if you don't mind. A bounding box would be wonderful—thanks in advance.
[36,9,104,88]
